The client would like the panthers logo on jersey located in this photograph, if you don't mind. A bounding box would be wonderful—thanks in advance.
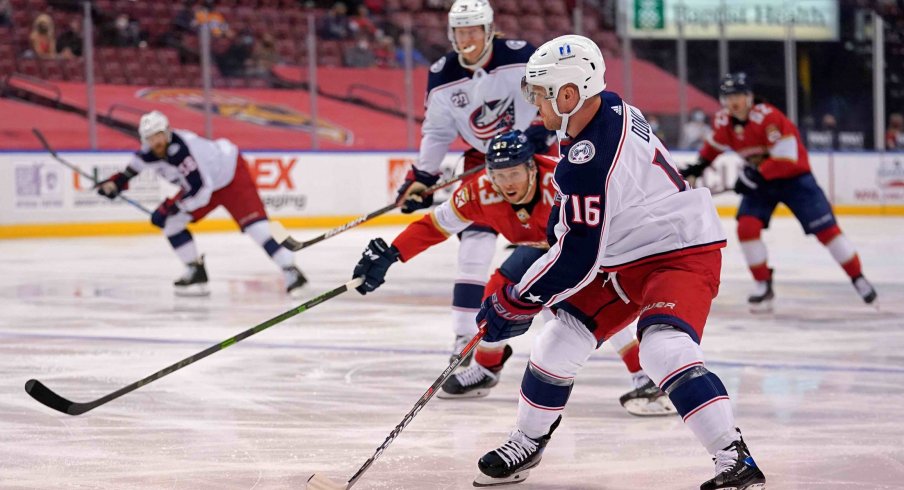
[469,97,516,140]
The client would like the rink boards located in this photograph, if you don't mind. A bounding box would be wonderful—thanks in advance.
[1,150,903,238]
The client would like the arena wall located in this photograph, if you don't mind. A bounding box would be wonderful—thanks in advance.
[1,150,902,239]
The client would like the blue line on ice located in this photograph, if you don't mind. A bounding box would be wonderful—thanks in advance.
[2,330,902,376]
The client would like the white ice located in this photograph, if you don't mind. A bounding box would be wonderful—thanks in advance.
[1,217,903,489]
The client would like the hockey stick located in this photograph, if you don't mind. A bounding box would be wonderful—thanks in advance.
[32,128,154,215]
[24,277,363,416]
[306,325,487,490]
[271,164,486,252]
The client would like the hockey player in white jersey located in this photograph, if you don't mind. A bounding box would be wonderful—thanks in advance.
[472,36,766,489]
[394,0,554,363]
[96,111,307,297]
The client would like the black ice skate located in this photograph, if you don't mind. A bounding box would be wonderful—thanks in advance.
[852,275,878,307]
[473,415,562,487]
[283,265,308,298]
[748,269,774,313]
[700,429,766,490]
[451,334,474,367]
[439,345,512,399]
[619,374,676,417]
[174,257,210,297]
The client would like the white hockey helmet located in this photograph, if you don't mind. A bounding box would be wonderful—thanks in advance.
[521,35,606,136]
[139,110,171,145]
[447,0,495,56]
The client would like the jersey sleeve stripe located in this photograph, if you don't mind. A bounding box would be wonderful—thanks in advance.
[428,211,452,238]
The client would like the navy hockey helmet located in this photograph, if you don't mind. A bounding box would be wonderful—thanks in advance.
[486,130,535,171]
[719,72,752,97]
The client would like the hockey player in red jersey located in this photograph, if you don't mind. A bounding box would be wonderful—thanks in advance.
[682,73,877,312]
[473,36,765,489]
[353,130,672,416]
[95,111,307,297]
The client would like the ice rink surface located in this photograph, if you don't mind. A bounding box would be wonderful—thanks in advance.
[1,217,903,489]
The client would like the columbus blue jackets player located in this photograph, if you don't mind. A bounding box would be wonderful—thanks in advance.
[394,0,554,363]
[471,36,766,490]
[682,73,877,312]
[96,111,306,297]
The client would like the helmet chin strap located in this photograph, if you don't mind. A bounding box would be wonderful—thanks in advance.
[551,95,586,140]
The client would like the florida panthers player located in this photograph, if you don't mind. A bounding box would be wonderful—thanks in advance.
[96,111,307,297]
[395,0,554,362]
[353,130,671,416]
[682,73,877,312]
[472,36,766,489]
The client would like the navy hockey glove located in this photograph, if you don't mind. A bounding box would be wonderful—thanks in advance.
[680,157,711,179]
[353,238,400,295]
[523,122,556,155]
[734,165,766,196]
[396,167,440,214]
[150,198,180,228]
[95,170,135,200]
[477,284,543,342]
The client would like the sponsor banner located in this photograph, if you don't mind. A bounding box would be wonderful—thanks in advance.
[1,150,901,230]
[629,0,839,41]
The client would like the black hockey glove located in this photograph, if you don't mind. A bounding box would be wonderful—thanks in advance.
[734,165,766,196]
[96,170,136,200]
[353,238,401,295]
[150,198,180,228]
[680,157,711,179]
[477,284,542,342]
[396,167,440,214]
[523,122,556,155]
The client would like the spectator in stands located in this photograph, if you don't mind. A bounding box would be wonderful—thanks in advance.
[394,32,429,66]
[248,33,279,76]
[193,0,229,38]
[173,0,199,33]
[108,13,143,47]
[29,13,57,59]
[820,113,840,150]
[888,113,904,150]
[679,108,711,150]
[364,0,385,15]
[319,2,351,40]
[57,18,83,58]
[349,5,377,37]
[373,33,396,68]
[216,31,253,77]
[647,114,667,144]
[0,0,12,28]
[344,36,376,67]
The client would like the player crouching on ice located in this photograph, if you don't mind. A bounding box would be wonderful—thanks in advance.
[95,111,307,297]
[352,130,673,417]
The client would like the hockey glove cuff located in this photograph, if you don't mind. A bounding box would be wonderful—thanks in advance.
[353,238,401,295]
[96,170,136,200]
[150,198,180,228]
[396,168,440,214]
[477,284,543,342]
[734,165,766,196]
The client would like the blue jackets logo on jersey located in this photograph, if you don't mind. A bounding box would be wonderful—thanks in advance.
[568,141,596,164]
[470,97,516,140]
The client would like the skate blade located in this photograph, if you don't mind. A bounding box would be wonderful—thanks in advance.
[175,284,210,297]
[306,473,348,490]
[748,300,773,314]
[622,397,677,417]
[437,387,491,399]
[473,469,531,487]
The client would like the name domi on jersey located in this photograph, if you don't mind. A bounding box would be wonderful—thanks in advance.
[421,39,537,161]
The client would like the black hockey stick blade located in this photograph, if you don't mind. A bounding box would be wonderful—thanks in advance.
[24,277,363,416]
[24,379,86,415]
